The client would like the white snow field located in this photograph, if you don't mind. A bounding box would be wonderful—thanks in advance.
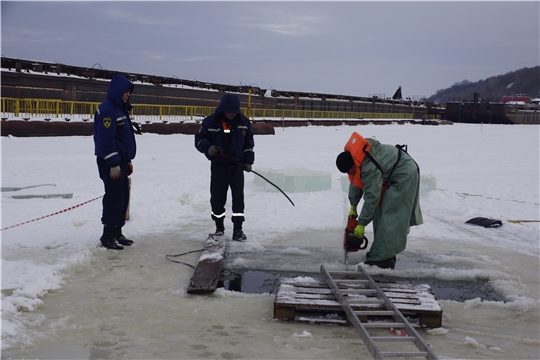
[1,122,539,359]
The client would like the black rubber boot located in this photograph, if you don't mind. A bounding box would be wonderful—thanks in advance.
[115,227,134,246]
[100,226,123,250]
[214,218,225,236]
[365,255,396,269]
[232,223,247,241]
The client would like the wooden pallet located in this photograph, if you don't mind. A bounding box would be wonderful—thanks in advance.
[274,277,442,328]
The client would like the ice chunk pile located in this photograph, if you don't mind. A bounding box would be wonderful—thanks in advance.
[253,167,332,193]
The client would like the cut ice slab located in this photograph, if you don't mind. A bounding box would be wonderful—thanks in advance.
[419,174,437,196]
[254,167,332,193]
[1,183,56,192]
[10,193,73,199]
[340,174,437,197]
[2,183,74,199]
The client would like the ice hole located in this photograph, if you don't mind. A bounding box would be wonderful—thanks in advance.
[253,167,332,193]
[218,269,506,302]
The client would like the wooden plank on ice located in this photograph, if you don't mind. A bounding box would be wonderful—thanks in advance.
[187,234,229,295]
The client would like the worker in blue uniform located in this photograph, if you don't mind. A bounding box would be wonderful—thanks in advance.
[93,74,137,250]
[195,94,255,241]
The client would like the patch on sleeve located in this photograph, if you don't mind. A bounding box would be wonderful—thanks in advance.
[103,117,112,128]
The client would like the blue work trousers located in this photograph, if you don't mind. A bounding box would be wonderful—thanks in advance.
[210,162,245,225]
[97,157,129,228]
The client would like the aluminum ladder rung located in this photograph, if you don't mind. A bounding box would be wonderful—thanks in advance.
[342,288,377,294]
[334,279,370,284]
[363,322,405,328]
[355,310,395,316]
[328,271,366,277]
[372,336,416,342]
[321,265,439,360]
[381,351,428,358]
[348,298,385,304]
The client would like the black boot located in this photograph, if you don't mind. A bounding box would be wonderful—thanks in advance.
[232,223,247,242]
[100,226,123,250]
[365,255,396,269]
[214,218,225,236]
[115,227,134,246]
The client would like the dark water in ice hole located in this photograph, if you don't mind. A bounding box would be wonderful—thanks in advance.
[218,269,506,303]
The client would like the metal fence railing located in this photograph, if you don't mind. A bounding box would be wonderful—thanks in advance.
[1,98,440,122]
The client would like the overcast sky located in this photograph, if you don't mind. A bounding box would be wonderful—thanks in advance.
[1,1,539,99]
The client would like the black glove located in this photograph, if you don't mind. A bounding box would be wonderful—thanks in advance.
[208,145,222,156]
[243,163,252,172]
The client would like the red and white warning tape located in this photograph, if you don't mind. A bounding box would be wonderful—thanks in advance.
[1,195,103,231]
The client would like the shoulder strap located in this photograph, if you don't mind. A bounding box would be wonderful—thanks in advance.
[363,144,403,186]
[385,147,402,185]
[362,144,384,173]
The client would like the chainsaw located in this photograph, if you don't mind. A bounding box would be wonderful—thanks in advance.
[343,216,368,265]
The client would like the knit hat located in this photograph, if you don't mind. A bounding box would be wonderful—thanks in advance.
[336,151,354,173]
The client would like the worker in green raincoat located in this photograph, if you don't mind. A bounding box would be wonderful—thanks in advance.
[336,132,423,269]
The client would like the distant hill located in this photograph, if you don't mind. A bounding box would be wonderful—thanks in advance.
[428,66,539,104]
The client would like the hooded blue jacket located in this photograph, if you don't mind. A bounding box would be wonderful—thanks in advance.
[195,94,254,164]
[93,75,136,167]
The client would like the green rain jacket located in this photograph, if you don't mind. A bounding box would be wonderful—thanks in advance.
[348,138,423,261]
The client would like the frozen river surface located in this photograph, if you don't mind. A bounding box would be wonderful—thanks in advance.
[2,124,539,359]
[3,225,539,360]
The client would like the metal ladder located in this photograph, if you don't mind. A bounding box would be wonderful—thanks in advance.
[320,265,439,360]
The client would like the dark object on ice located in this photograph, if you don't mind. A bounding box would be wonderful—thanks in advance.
[365,255,397,269]
[223,268,506,303]
[187,234,229,294]
[100,225,124,250]
[232,229,247,241]
[115,227,134,246]
[465,217,503,228]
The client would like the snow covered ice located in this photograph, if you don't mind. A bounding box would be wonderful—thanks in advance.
[1,122,539,359]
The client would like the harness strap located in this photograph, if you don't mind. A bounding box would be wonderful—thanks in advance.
[363,144,404,187]
[385,146,403,186]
